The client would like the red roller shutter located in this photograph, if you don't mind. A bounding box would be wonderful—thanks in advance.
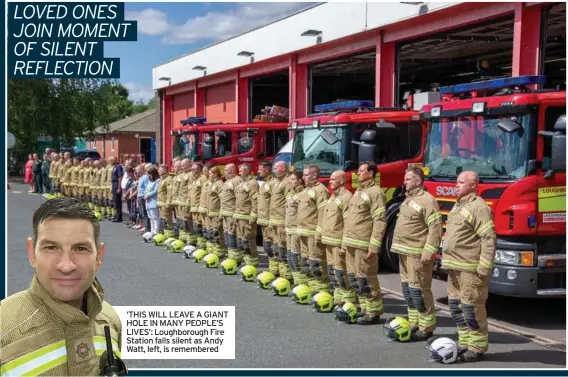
[205,82,236,123]
[171,92,195,128]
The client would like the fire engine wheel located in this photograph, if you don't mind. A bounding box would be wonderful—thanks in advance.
[380,220,399,273]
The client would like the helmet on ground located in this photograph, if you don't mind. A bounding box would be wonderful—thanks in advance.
[170,240,185,253]
[334,302,358,324]
[142,232,154,243]
[256,271,276,289]
[291,284,312,305]
[310,291,334,312]
[271,277,291,296]
[87,202,94,209]
[94,211,103,222]
[164,238,176,248]
[240,265,257,282]
[426,337,458,364]
[204,253,220,268]
[221,259,238,275]
[182,245,196,258]
[193,249,208,263]
[153,233,167,246]
[384,316,412,342]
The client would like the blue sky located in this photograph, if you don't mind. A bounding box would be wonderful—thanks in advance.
[105,2,312,104]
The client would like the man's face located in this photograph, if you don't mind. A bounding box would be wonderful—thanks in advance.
[158,167,166,176]
[456,173,475,198]
[329,172,342,191]
[358,164,372,183]
[259,166,271,178]
[303,169,310,186]
[28,218,104,308]
[239,165,249,178]
[404,171,421,192]
[274,162,287,176]
[33,153,38,160]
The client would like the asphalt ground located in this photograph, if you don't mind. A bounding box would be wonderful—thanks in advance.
[6,184,567,369]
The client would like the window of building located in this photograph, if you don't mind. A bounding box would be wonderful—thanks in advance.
[111,137,115,152]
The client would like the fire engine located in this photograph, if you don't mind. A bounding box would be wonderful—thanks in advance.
[170,117,290,172]
[288,100,427,270]
[419,75,566,298]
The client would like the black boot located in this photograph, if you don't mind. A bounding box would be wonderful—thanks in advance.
[356,313,381,325]
[461,350,484,362]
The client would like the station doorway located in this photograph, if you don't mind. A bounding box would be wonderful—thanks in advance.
[249,70,289,122]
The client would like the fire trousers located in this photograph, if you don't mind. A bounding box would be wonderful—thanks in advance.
[399,254,436,332]
[287,232,309,285]
[325,244,355,305]
[345,246,383,316]
[299,235,329,294]
[447,270,490,354]
[270,226,292,279]
[235,219,258,266]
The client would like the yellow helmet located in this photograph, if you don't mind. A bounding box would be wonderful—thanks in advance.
[170,240,185,253]
[221,259,238,275]
[271,277,291,297]
[335,302,358,324]
[310,291,334,313]
[153,233,167,246]
[240,265,257,282]
[193,249,208,263]
[94,211,103,222]
[384,316,412,342]
[291,284,312,305]
[256,271,276,289]
[204,254,220,268]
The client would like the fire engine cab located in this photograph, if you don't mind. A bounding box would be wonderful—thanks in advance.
[170,117,289,172]
[420,75,566,298]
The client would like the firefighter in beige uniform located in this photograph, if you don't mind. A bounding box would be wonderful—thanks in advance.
[58,152,71,196]
[391,167,442,340]
[188,163,207,248]
[198,165,212,252]
[220,164,243,262]
[169,161,183,239]
[0,197,124,376]
[257,161,274,272]
[102,159,113,219]
[285,171,305,285]
[70,158,81,198]
[83,159,93,208]
[177,159,193,244]
[233,163,259,267]
[157,165,174,237]
[92,160,103,214]
[48,152,60,196]
[268,161,293,279]
[316,170,353,305]
[442,171,496,362]
[207,167,226,258]
[342,161,387,325]
[297,165,330,294]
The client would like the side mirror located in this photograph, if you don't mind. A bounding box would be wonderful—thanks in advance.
[344,160,358,171]
[554,114,566,132]
[353,130,377,163]
[498,119,523,133]
[551,133,566,172]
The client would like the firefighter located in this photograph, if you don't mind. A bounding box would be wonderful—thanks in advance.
[178,159,193,244]
[92,160,102,214]
[285,171,305,285]
[220,164,243,262]
[103,159,114,220]
[70,158,81,199]
[297,164,330,294]
[316,170,354,306]
[199,164,213,253]
[207,166,225,258]
[77,160,87,204]
[59,152,72,197]
[257,161,274,273]
[82,159,92,207]
[233,163,259,267]
[268,161,293,280]
[188,163,207,248]
[169,160,183,239]
[442,171,496,362]
[391,167,442,340]
[48,152,60,196]
[342,161,387,325]
[157,164,174,237]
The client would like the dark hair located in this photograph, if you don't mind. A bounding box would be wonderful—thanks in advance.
[32,197,100,247]
[406,166,425,183]
[360,161,377,177]
[147,166,159,181]
[292,171,303,182]
[260,160,272,168]
[205,163,214,169]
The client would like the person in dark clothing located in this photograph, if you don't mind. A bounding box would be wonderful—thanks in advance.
[32,153,43,194]
[41,153,51,194]
[110,156,124,223]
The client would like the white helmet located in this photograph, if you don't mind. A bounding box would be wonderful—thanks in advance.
[182,245,196,258]
[164,238,176,248]
[142,232,154,243]
[426,337,458,364]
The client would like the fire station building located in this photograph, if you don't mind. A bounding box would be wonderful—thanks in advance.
[152,2,566,164]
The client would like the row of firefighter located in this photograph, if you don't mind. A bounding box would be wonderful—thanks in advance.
[139,156,495,364]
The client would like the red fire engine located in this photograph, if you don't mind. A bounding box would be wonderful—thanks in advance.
[170,117,290,172]
[288,100,427,270]
[419,75,566,298]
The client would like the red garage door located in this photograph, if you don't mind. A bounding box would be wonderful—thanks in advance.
[205,82,236,123]
[171,92,195,128]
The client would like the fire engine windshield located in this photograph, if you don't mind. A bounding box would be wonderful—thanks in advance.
[173,133,198,160]
[424,114,532,181]
[292,127,345,176]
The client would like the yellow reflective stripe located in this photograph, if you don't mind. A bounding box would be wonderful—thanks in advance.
[424,244,437,254]
[297,228,316,236]
[476,221,494,237]
[409,201,422,213]
[219,211,234,217]
[93,336,121,358]
[441,260,478,271]
[250,213,257,219]
[391,243,422,254]
[233,213,250,220]
[315,226,322,233]
[317,202,327,209]
[419,313,437,327]
[370,238,382,247]
[479,257,493,269]
[1,340,66,377]
[268,219,285,226]
[342,237,369,248]
[468,333,488,350]
[190,207,199,212]
[460,208,473,223]
[372,207,385,218]
[321,236,342,246]
[427,212,441,225]
[257,219,268,226]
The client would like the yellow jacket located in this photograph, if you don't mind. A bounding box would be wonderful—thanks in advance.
[317,186,352,246]
[296,182,330,237]
[220,175,244,217]
[268,173,293,227]
[1,276,122,376]
[233,176,259,223]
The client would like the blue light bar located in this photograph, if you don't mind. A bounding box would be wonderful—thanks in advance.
[314,100,374,112]
[439,75,546,95]
[181,117,207,125]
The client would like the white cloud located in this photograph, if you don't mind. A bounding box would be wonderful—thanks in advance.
[123,82,155,104]
[125,8,170,36]
[128,3,313,45]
